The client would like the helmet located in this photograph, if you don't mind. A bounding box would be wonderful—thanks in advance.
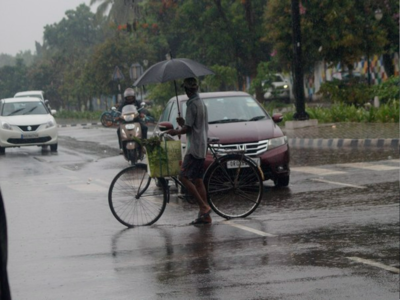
[123,88,135,98]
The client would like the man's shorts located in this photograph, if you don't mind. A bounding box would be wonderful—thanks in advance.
[180,154,205,181]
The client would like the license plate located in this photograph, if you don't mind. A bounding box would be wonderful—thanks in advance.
[227,158,260,169]
[21,133,39,139]
[125,124,135,130]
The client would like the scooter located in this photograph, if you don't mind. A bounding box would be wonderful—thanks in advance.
[119,104,146,165]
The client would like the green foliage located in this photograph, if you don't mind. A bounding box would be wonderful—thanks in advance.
[317,79,372,106]
[202,65,238,91]
[248,62,277,95]
[280,101,399,124]
[0,59,29,98]
[371,76,400,104]
[264,0,395,72]
[53,110,102,120]
[145,82,177,106]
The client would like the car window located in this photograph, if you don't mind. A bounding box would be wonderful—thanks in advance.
[169,101,179,128]
[1,101,48,116]
[159,101,173,122]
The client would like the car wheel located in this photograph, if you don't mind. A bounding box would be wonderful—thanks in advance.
[50,144,58,152]
[274,176,289,187]
[0,147,5,155]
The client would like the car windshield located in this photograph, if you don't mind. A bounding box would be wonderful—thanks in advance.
[182,96,270,124]
[1,101,48,116]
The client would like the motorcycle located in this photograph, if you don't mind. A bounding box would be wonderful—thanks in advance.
[119,104,146,165]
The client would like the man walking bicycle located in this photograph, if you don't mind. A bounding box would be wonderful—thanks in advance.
[167,77,212,225]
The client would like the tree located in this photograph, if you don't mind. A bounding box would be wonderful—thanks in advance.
[143,0,272,93]
[264,0,396,74]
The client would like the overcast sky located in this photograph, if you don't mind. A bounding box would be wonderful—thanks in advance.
[0,0,97,56]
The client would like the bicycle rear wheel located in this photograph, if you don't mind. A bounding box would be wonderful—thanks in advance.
[101,113,113,127]
[205,154,263,219]
[108,163,168,227]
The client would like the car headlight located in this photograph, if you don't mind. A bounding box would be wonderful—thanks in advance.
[268,136,287,150]
[283,84,288,89]
[46,120,55,128]
[1,122,12,130]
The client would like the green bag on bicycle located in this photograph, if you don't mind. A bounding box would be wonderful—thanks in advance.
[147,140,182,178]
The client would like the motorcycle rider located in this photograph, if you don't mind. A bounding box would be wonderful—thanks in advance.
[117,88,148,154]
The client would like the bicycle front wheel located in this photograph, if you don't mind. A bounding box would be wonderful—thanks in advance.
[205,154,263,219]
[108,164,168,227]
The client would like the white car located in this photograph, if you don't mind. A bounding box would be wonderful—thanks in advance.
[263,74,290,103]
[0,97,58,154]
[14,90,52,109]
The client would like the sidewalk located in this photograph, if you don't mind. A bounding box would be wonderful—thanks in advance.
[283,122,399,149]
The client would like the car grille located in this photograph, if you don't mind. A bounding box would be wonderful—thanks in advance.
[8,137,51,144]
[210,140,269,158]
[18,125,40,131]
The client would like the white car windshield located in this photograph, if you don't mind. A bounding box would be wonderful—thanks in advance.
[1,101,48,116]
[121,104,138,115]
[183,96,270,124]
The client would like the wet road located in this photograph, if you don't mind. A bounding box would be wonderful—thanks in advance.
[0,126,398,300]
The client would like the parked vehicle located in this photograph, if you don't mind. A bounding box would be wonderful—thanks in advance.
[153,91,290,187]
[0,97,58,154]
[119,104,145,165]
[263,73,291,103]
[100,107,121,127]
[14,90,52,110]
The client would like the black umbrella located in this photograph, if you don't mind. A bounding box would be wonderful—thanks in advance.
[133,58,214,116]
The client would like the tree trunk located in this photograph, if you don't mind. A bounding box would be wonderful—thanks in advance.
[382,52,394,77]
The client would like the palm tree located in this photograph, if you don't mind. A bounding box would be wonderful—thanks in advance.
[90,0,143,24]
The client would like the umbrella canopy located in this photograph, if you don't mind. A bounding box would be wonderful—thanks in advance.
[133,58,214,87]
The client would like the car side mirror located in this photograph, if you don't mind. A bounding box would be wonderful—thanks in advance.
[44,99,49,104]
[158,121,173,132]
[272,113,283,123]
[51,109,57,115]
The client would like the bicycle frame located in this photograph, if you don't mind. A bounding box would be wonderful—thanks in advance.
[161,135,256,204]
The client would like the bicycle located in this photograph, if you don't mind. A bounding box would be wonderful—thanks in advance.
[108,136,264,227]
[100,107,121,128]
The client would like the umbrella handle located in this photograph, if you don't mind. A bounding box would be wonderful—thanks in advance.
[174,80,181,117]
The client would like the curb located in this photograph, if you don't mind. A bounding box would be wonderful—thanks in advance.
[288,138,399,149]
[58,122,102,128]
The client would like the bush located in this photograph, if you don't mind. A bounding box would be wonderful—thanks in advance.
[280,100,399,124]
[54,110,102,120]
[372,76,400,104]
[317,79,372,106]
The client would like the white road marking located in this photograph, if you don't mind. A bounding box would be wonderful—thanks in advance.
[291,167,346,175]
[347,257,400,274]
[223,220,276,237]
[310,178,366,189]
[338,162,399,171]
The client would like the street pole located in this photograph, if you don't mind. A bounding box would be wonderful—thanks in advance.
[291,0,309,120]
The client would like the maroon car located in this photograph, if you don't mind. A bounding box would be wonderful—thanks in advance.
[153,91,290,187]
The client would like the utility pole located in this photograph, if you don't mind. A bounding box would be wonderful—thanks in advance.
[291,0,309,120]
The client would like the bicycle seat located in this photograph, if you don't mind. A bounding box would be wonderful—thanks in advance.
[208,137,219,143]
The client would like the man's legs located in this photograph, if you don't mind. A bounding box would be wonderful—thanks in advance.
[140,122,148,139]
[179,176,210,215]
[117,128,123,154]
[179,154,211,223]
